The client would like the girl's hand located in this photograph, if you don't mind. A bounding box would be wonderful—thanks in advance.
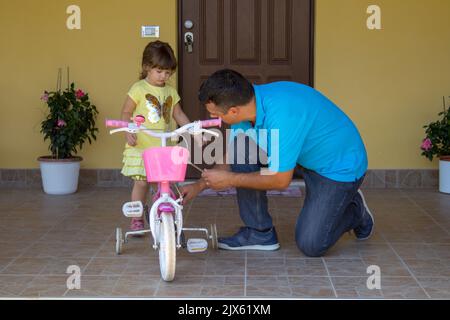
[126,132,137,146]
[120,96,138,146]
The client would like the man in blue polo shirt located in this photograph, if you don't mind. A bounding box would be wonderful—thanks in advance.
[180,69,374,257]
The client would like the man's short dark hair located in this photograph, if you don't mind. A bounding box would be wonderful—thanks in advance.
[198,69,255,112]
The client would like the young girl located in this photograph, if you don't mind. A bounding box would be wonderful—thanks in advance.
[121,40,192,232]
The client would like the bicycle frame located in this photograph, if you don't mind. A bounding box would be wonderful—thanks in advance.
[149,186,183,249]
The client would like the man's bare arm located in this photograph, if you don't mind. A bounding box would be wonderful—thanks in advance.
[231,169,294,190]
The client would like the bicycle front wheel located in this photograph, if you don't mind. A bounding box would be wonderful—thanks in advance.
[158,213,176,281]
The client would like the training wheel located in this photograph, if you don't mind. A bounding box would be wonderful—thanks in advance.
[210,224,218,249]
[115,227,123,255]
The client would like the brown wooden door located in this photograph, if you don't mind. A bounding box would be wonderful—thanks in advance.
[178,0,314,178]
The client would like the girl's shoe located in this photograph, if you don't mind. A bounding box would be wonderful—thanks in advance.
[130,218,145,234]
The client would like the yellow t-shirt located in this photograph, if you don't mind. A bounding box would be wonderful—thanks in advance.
[126,79,180,150]
[121,80,181,179]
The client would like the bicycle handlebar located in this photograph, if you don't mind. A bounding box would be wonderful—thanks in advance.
[200,118,222,128]
[105,118,222,139]
[105,119,129,128]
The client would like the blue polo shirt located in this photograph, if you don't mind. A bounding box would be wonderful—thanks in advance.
[230,82,368,182]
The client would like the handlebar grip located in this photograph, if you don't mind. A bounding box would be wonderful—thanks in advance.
[105,119,129,128]
[200,118,222,128]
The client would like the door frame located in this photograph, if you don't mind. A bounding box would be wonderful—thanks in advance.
[176,0,316,95]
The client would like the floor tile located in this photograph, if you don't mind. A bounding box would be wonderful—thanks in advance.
[155,285,202,297]
[199,285,244,297]
[19,275,69,297]
[0,275,36,297]
[390,243,450,260]
[245,285,293,298]
[331,277,384,299]
[64,276,120,297]
[110,275,160,297]
[324,258,368,277]
[380,277,429,299]
[416,277,450,299]
[402,259,450,278]
[1,257,52,275]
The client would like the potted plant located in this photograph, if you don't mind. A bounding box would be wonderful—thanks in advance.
[38,75,98,195]
[420,96,450,193]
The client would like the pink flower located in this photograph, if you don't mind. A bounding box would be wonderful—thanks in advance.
[421,138,432,151]
[57,119,67,127]
[40,92,49,102]
[75,89,85,99]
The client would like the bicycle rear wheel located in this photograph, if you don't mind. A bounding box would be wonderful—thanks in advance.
[158,213,176,281]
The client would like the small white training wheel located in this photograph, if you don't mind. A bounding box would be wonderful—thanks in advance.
[115,227,123,255]
[210,224,218,250]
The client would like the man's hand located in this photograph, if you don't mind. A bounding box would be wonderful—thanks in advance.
[201,169,235,191]
[179,182,204,205]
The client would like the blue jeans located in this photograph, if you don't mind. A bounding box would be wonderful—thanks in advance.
[230,136,366,257]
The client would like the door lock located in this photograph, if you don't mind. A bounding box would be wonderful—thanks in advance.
[184,32,194,53]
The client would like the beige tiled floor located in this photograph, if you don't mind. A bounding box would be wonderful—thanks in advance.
[0,186,449,299]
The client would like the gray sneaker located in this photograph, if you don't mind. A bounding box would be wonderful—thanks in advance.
[353,190,375,240]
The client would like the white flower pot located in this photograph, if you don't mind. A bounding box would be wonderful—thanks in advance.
[38,156,82,195]
[439,156,450,194]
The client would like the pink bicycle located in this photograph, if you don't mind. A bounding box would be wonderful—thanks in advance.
[106,117,221,281]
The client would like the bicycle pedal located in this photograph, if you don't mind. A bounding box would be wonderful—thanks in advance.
[187,238,208,253]
[122,201,143,218]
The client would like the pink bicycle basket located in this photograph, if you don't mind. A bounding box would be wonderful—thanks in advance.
[143,146,189,182]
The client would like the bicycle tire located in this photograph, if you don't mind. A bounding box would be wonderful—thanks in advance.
[159,213,176,281]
